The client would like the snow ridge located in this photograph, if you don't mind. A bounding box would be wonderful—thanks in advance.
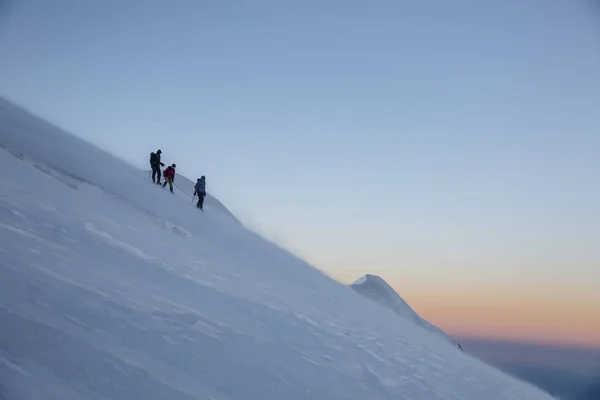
[351,274,461,349]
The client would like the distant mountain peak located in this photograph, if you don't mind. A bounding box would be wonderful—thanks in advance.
[352,274,384,285]
[351,274,461,349]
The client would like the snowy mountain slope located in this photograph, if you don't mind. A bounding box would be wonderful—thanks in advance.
[143,171,240,224]
[351,274,461,348]
[0,98,553,400]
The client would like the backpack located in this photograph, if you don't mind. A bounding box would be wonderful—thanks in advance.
[150,152,160,166]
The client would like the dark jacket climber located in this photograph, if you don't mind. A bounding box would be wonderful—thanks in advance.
[162,164,176,192]
[150,150,164,184]
[194,176,206,209]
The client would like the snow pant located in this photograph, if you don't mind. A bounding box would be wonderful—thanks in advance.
[196,193,205,209]
[151,165,161,183]
[162,176,173,192]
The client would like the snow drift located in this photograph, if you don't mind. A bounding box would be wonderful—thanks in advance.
[351,274,461,349]
[0,97,552,399]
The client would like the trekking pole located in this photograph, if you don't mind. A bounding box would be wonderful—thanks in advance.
[191,193,195,204]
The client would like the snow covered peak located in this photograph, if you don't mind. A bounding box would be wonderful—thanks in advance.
[351,274,460,349]
[352,273,383,286]
[0,98,553,399]
[351,274,424,321]
[352,274,369,285]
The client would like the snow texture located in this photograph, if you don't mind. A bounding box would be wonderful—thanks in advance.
[351,274,460,348]
[0,97,553,399]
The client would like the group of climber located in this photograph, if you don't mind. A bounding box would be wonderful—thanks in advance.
[150,149,207,210]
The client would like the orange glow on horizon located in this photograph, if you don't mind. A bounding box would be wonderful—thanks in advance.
[402,284,600,349]
[328,269,600,349]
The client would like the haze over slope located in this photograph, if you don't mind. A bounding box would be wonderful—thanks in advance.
[0,97,552,399]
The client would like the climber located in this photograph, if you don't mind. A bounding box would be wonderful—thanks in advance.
[194,176,206,209]
[162,164,176,193]
[149,149,164,184]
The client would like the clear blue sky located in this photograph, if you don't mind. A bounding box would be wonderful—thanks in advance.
[1,0,599,345]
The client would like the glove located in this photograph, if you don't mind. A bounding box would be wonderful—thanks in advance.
[193,191,197,197]
[160,162,165,166]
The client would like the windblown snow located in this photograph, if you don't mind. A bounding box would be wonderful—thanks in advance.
[351,274,461,349]
[0,97,552,399]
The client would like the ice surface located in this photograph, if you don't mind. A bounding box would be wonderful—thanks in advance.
[0,98,552,399]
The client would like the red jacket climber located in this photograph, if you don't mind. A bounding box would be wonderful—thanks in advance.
[162,164,176,192]
[163,165,175,179]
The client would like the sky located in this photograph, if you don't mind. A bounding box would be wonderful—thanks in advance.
[0,0,599,348]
